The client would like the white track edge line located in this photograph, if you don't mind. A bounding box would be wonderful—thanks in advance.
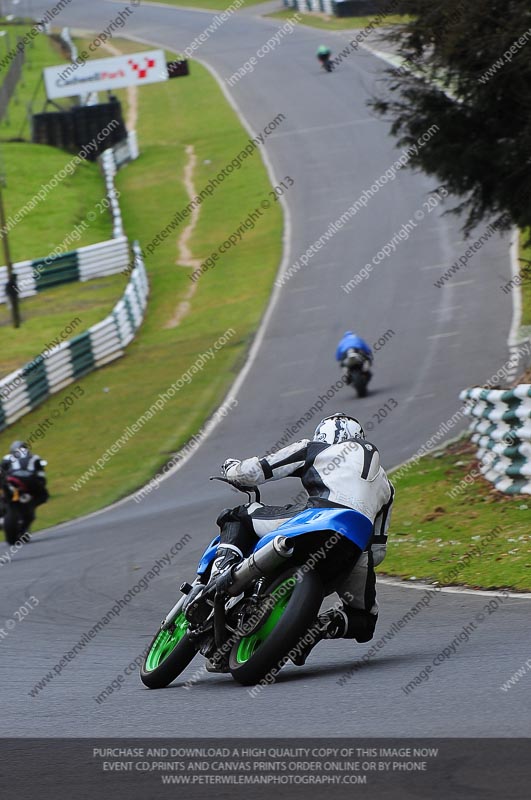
[377,576,531,601]
[509,228,524,346]
[105,0,216,15]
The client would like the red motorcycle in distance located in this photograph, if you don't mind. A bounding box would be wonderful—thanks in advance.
[1,467,47,545]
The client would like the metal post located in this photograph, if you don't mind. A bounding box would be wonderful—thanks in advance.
[0,177,21,328]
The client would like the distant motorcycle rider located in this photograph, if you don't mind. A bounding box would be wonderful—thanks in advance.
[209,413,394,668]
[316,44,333,71]
[1,441,48,508]
[336,331,373,385]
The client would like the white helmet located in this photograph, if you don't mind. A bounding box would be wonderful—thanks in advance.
[313,413,365,444]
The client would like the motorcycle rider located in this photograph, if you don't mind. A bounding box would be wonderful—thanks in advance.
[336,330,373,385]
[316,44,333,70]
[1,440,48,511]
[208,413,394,669]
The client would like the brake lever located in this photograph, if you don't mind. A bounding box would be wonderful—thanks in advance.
[209,475,261,503]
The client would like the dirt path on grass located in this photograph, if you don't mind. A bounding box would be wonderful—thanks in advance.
[101,41,199,330]
[164,143,202,329]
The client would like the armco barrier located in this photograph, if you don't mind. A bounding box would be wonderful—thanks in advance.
[100,148,125,238]
[100,148,124,239]
[0,237,130,303]
[99,138,139,234]
[283,0,335,13]
[282,0,408,15]
[60,26,79,66]
[0,243,148,432]
[460,385,531,495]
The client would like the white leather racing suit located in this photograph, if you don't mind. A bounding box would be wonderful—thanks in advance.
[221,436,394,618]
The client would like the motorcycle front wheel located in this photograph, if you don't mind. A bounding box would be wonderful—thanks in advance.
[4,506,29,546]
[229,568,323,686]
[140,612,198,689]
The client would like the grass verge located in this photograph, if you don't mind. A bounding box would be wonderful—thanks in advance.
[519,230,531,328]
[143,0,266,9]
[2,144,112,264]
[0,37,282,534]
[384,439,530,591]
[3,275,127,375]
[266,10,411,31]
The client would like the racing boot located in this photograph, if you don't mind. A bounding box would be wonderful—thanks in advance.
[209,544,243,584]
[185,544,243,623]
[289,607,378,666]
[289,608,349,666]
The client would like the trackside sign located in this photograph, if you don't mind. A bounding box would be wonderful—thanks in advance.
[44,50,168,99]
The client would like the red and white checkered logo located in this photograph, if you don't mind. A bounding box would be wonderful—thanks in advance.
[128,56,157,80]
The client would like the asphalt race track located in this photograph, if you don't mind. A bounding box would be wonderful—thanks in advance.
[1,0,530,739]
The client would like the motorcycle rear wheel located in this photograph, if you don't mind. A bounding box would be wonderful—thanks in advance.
[351,370,370,398]
[229,568,323,686]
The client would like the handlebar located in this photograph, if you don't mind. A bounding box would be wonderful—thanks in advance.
[209,476,261,504]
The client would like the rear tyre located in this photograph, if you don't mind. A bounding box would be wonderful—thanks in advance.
[351,371,369,398]
[140,612,198,689]
[229,568,323,686]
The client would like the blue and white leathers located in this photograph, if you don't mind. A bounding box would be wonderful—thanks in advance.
[205,428,394,614]
[336,331,373,362]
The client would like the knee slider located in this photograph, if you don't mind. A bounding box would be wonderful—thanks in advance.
[216,504,251,528]
[216,507,239,529]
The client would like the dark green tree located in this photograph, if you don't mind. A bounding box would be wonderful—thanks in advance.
[371,0,531,238]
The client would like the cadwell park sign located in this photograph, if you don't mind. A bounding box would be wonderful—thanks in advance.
[44,50,168,100]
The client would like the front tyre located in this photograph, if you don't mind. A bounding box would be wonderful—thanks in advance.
[229,568,323,687]
[140,612,197,689]
[4,507,24,546]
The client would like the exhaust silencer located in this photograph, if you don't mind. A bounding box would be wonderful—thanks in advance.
[226,535,294,597]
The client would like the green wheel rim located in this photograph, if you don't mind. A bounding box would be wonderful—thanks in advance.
[236,577,297,664]
[145,613,189,672]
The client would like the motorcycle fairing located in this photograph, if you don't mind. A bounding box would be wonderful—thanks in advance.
[195,508,373,575]
[255,508,373,552]
[197,535,221,575]
[6,476,30,504]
